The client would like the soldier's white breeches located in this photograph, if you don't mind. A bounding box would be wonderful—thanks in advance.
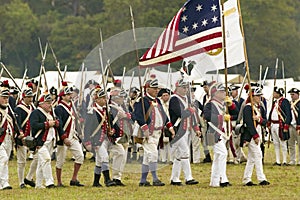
[36,141,54,188]
[26,154,38,181]
[56,138,84,169]
[0,134,12,189]
[96,139,125,180]
[243,139,266,184]
[210,138,228,187]
[170,131,193,182]
[160,142,171,162]
[271,124,287,163]
[142,130,161,165]
[111,143,126,180]
[191,130,201,163]
[232,133,246,162]
[17,145,27,185]
[288,126,300,164]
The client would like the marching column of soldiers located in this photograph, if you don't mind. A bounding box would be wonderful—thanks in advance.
[2,73,300,190]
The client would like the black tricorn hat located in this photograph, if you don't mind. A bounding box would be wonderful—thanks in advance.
[288,88,300,94]
[274,86,284,96]
[157,88,172,97]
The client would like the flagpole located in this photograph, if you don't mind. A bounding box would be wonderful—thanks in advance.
[130,5,146,122]
[237,0,256,130]
[221,0,231,137]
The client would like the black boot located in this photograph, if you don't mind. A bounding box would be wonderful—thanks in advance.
[102,170,116,187]
[127,151,132,163]
[132,152,137,161]
[93,173,102,187]
[203,153,212,163]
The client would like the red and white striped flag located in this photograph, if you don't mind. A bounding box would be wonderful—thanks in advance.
[139,0,222,68]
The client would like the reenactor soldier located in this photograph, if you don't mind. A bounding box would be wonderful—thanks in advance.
[54,82,84,187]
[157,88,173,164]
[30,92,59,188]
[0,84,14,190]
[203,82,238,187]
[127,86,140,162]
[84,88,117,187]
[268,87,292,166]
[26,79,39,105]
[228,84,246,164]
[133,78,174,187]
[241,87,270,186]
[49,86,58,108]
[169,79,200,186]
[287,88,300,165]
[200,80,212,163]
[15,88,37,188]
[189,86,201,164]
[109,88,132,186]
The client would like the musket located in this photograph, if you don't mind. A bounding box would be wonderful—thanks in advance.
[267,58,279,148]
[262,67,269,86]
[36,39,48,102]
[121,67,126,89]
[128,71,135,95]
[63,65,67,80]
[0,62,22,92]
[99,28,112,134]
[16,67,28,103]
[78,62,85,107]
[237,71,247,103]
[0,68,3,79]
[130,5,146,123]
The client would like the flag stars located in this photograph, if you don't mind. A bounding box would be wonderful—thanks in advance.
[212,16,218,23]
[182,7,186,12]
[201,19,208,26]
[196,4,203,12]
[211,4,218,12]
[181,15,188,22]
[192,22,198,30]
[182,26,189,33]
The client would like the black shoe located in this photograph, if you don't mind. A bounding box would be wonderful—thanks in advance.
[105,180,116,187]
[46,184,56,189]
[70,180,84,187]
[245,181,257,186]
[24,178,36,187]
[89,156,95,162]
[170,181,183,186]
[282,162,288,166]
[220,182,232,187]
[139,181,151,187]
[186,179,199,185]
[20,183,26,189]
[113,179,125,186]
[51,152,56,161]
[259,180,270,185]
[3,185,12,190]
[92,183,102,187]
[153,179,165,186]
[203,155,212,163]
[273,162,281,166]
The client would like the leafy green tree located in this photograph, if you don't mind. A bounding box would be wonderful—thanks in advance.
[0,0,38,76]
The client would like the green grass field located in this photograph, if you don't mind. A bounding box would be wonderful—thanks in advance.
[2,145,300,200]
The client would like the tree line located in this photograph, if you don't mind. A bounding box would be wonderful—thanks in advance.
[0,0,299,80]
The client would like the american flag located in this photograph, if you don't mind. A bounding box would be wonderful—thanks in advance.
[139,0,222,68]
